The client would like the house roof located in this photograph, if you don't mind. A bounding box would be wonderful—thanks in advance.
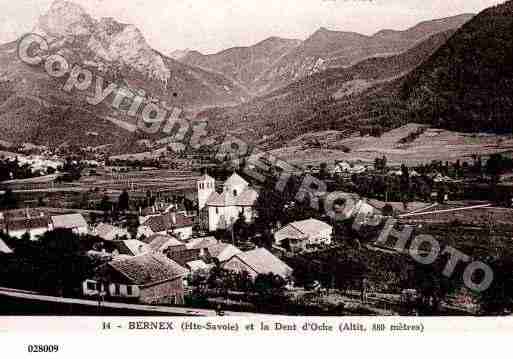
[236,188,259,206]
[274,224,307,241]
[95,223,129,240]
[186,260,211,272]
[231,248,292,279]
[51,214,88,229]
[186,236,218,250]
[142,212,193,233]
[107,240,149,256]
[275,219,332,240]
[108,252,187,286]
[147,234,184,252]
[207,243,242,262]
[0,239,13,254]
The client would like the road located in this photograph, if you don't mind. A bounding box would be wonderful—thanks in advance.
[0,287,261,317]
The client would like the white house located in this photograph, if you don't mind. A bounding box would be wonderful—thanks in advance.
[332,161,367,176]
[223,247,293,281]
[198,173,258,232]
[274,218,332,251]
[51,214,89,235]
[94,223,130,241]
[206,242,242,263]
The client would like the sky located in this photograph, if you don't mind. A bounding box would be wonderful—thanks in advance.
[0,0,505,54]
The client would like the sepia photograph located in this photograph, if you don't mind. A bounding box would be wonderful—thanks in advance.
[0,0,513,326]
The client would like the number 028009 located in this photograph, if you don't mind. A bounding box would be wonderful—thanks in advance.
[27,345,59,353]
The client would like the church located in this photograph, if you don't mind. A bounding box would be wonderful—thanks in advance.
[197,173,259,232]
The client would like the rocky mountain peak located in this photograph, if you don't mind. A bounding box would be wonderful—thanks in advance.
[33,0,96,38]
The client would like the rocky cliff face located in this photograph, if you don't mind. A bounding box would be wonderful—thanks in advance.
[33,0,96,38]
[0,0,248,147]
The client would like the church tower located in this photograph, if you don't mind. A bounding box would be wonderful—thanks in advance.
[197,174,215,210]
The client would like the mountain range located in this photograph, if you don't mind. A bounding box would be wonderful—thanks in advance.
[179,14,473,94]
[401,0,513,134]
[202,0,513,149]
[2,0,513,152]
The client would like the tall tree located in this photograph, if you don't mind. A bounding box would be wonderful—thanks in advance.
[118,189,130,213]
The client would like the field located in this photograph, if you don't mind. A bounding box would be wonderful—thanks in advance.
[268,124,513,167]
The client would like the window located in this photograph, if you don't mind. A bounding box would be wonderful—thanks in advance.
[233,190,237,196]
[215,208,219,214]
[114,284,120,295]
[87,282,96,291]
[127,285,133,296]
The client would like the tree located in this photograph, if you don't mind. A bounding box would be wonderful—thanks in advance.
[478,258,513,314]
[100,195,111,222]
[233,211,249,244]
[118,189,130,213]
[1,229,97,296]
[1,189,18,209]
[374,156,387,173]
[382,203,394,217]
[486,153,504,184]
[319,162,328,180]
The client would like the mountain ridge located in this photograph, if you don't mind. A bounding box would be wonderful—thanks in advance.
[180,13,474,95]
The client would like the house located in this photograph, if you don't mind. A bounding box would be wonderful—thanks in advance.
[94,223,130,241]
[0,238,13,254]
[332,161,367,176]
[185,236,218,256]
[104,239,149,257]
[274,218,332,251]
[168,248,202,267]
[0,210,51,240]
[140,211,193,240]
[223,247,293,281]
[51,214,89,235]
[197,173,258,232]
[348,199,382,220]
[146,234,186,253]
[205,242,242,263]
[136,225,154,239]
[93,252,188,304]
[186,259,212,274]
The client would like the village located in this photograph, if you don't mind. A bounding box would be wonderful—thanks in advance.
[1,146,513,316]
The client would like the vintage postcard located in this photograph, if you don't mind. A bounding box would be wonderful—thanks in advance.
[1,0,513,355]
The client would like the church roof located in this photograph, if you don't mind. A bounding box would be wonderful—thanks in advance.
[224,173,248,189]
[206,188,258,207]
[235,188,259,206]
